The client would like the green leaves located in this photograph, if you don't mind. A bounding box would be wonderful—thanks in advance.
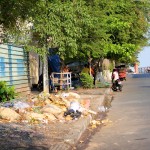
[80,73,94,89]
[29,1,83,59]
[99,0,150,63]
[1,0,150,65]
[0,81,16,102]
[0,0,37,28]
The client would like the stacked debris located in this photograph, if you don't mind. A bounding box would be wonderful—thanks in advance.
[0,92,96,124]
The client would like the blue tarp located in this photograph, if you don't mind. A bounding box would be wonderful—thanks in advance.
[48,48,60,74]
[48,54,60,73]
[48,54,61,89]
[48,48,61,80]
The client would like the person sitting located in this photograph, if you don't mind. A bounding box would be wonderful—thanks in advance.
[63,65,69,72]
[81,64,90,74]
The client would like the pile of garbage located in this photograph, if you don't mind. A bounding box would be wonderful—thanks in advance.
[0,92,96,124]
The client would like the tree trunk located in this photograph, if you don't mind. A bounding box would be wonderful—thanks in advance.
[88,57,92,76]
[43,55,49,93]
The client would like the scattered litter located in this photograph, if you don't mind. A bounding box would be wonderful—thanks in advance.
[98,106,108,112]
[70,87,75,90]
[0,91,96,124]
[90,120,101,128]
[41,104,62,115]
[2,102,14,108]
[79,140,84,143]
[14,101,30,109]
[61,92,81,100]
[61,93,69,98]
[64,101,82,120]
[101,119,113,126]
[69,101,81,112]
[0,107,21,121]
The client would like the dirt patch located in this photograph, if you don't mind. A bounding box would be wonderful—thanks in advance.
[74,88,106,95]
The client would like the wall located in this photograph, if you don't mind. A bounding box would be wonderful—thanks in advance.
[29,51,39,85]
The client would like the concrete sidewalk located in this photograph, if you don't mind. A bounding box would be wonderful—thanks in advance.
[50,88,112,150]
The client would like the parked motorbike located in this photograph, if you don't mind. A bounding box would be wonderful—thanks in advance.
[111,79,123,91]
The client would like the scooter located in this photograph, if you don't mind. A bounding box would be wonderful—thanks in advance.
[111,79,123,91]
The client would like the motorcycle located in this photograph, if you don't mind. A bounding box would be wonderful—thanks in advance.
[111,79,123,91]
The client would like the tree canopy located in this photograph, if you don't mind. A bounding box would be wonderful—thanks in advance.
[1,0,150,64]
[0,0,36,28]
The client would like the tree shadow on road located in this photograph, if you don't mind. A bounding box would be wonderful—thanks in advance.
[0,123,49,150]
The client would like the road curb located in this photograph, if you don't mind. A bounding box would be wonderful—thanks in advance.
[62,88,112,148]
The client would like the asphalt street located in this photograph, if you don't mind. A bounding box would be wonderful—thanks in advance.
[83,76,150,150]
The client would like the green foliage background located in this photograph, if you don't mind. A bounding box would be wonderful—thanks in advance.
[0,0,150,66]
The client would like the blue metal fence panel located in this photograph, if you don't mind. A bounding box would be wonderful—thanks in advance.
[0,44,30,93]
[0,57,5,77]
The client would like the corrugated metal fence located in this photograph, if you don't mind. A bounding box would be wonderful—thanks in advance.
[0,44,30,94]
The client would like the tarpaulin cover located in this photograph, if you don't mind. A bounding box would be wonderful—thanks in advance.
[48,54,60,73]
[48,48,61,78]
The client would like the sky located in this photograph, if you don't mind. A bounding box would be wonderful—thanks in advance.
[138,46,150,68]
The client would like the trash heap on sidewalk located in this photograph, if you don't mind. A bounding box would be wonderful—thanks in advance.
[0,92,97,124]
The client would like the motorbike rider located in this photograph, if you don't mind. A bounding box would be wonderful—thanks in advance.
[111,68,122,91]
[111,68,119,84]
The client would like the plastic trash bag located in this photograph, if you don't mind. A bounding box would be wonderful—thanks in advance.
[3,102,14,108]
[64,101,82,119]
[14,101,30,109]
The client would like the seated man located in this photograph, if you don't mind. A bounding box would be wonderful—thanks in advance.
[81,64,90,74]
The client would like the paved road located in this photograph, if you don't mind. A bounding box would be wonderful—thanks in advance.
[84,77,150,150]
